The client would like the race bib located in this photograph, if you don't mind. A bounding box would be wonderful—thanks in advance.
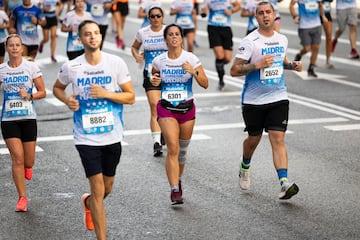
[81,101,114,134]
[176,16,192,26]
[162,90,187,103]
[260,65,283,85]
[305,2,318,11]
[91,4,104,17]
[5,99,31,117]
[211,14,227,24]
[22,23,36,34]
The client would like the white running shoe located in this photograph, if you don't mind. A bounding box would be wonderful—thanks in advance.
[279,181,299,200]
[239,169,250,190]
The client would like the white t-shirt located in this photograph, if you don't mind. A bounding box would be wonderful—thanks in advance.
[152,50,201,106]
[202,0,236,27]
[171,0,195,29]
[57,52,131,146]
[0,59,42,121]
[234,30,288,105]
[62,10,93,52]
[134,25,167,73]
[336,0,356,10]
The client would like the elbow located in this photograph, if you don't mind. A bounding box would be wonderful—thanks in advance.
[127,93,136,105]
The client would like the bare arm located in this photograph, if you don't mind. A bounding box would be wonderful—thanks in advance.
[89,81,135,105]
[230,58,256,77]
[182,62,208,89]
[53,79,80,111]
[231,54,275,77]
[289,0,300,24]
[131,40,144,64]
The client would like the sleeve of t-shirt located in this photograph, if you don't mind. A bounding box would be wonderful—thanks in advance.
[30,62,43,79]
[235,38,253,61]
[57,62,71,86]
[116,58,131,85]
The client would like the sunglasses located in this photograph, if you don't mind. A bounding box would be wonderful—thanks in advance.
[150,14,162,19]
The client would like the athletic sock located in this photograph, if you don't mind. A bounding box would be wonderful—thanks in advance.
[151,132,161,144]
[277,168,288,186]
[241,157,251,171]
[215,59,225,82]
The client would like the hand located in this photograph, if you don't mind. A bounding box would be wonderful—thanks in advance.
[67,94,79,111]
[31,16,38,25]
[292,61,302,72]
[260,55,274,68]
[293,15,300,24]
[135,52,144,64]
[150,73,161,86]
[18,88,29,100]
[90,84,107,98]
[182,61,195,75]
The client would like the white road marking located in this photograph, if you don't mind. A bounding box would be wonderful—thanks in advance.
[324,124,360,131]
[0,146,43,155]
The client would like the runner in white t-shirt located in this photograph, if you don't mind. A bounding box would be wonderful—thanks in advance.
[151,24,208,205]
[131,6,167,157]
[53,20,135,237]
[0,34,46,212]
[231,2,302,200]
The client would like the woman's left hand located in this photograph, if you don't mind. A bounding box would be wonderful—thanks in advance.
[19,88,29,100]
[182,61,195,75]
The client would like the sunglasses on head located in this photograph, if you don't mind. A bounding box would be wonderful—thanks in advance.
[150,14,162,19]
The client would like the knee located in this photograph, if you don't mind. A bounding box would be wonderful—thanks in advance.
[178,139,190,164]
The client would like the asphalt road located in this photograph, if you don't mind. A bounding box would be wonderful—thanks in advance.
[0,1,359,240]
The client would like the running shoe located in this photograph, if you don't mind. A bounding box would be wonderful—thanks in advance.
[294,53,301,61]
[120,39,126,50]
[25,168,32,180]
[38,43,44,53]
[170,189,184,205]
[349,49,359,59]
[153,142,162,157]
[331,39,337,52]
[307,68,318,77]
[16,196,28,212]
[115,36,121,48]
[279,182,299,200]
[51,56,57,63]
[325,63,334,69]
[239,169,250,190]
[81,193,95,231]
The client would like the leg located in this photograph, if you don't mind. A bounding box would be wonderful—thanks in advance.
[146,90,161,134]
[186,32,195,52]
[322,20,333,65]
[268,130,288,170]
[87,173,107,240]
[146,90,162,155]
[178,120,195,177]
[242,134,262,160]
[40,28,49,53]
[309,43,320,65]
[349,24,358,54]
[159,118,181,187]
[50,25,57,58]
[213,46,226,89]
[6,138,27,197]
[22,141,36,169]
[239,134,262,190]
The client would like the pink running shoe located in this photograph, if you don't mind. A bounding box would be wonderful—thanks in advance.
[16,196,28,212]
[25,168,32,180]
